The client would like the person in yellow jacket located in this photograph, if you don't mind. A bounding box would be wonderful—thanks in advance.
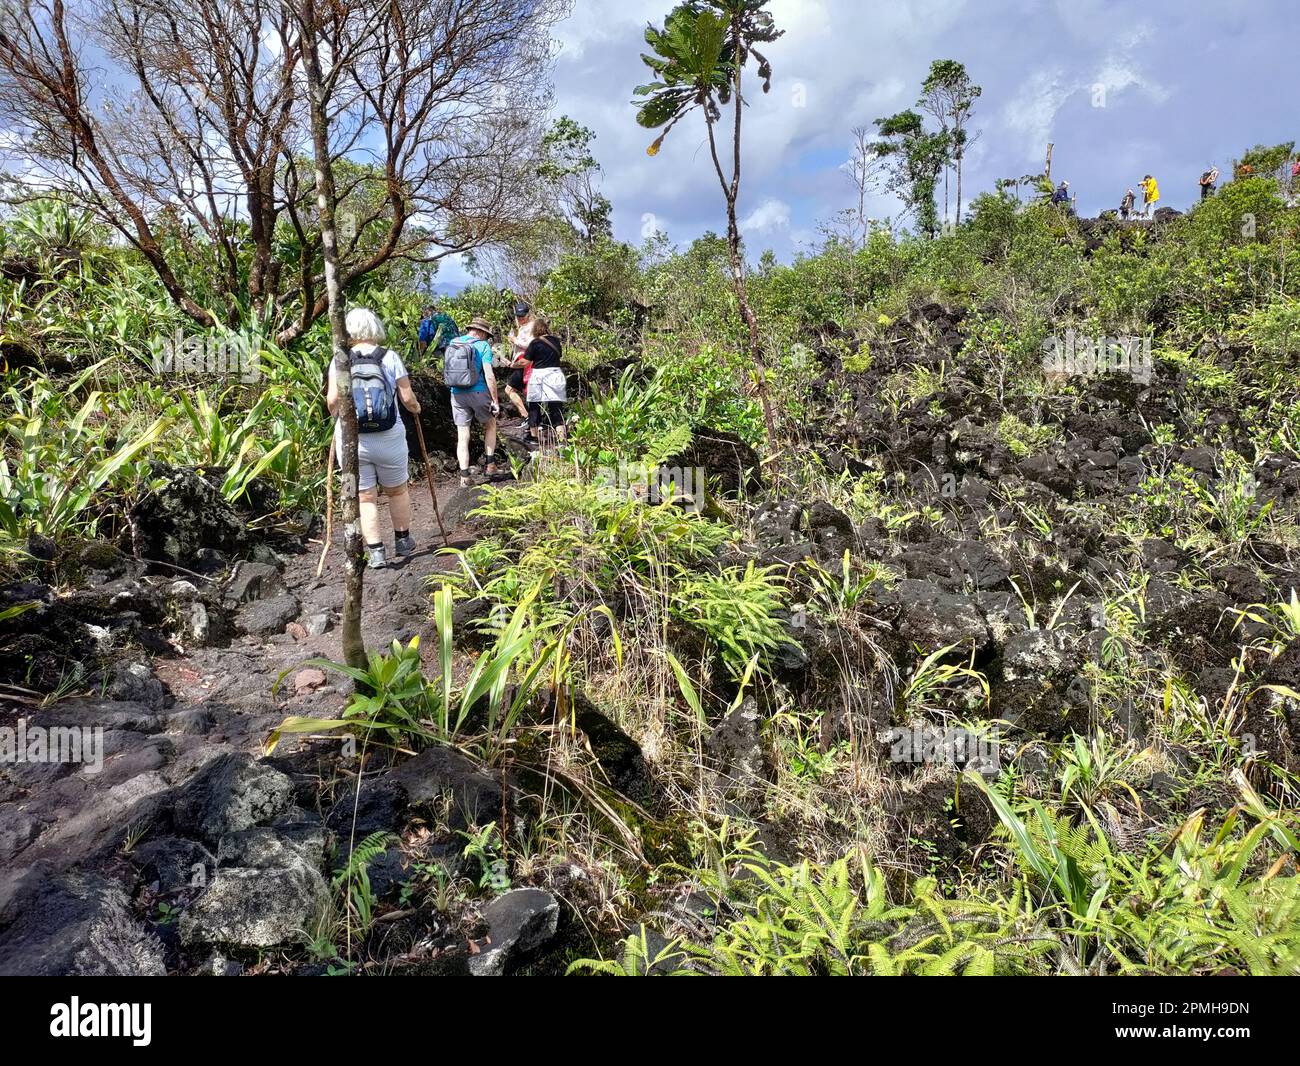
[1141,174,1160,218]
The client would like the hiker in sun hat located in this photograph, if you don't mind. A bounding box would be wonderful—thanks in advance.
[443,316,501,486]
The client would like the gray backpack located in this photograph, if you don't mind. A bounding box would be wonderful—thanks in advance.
[349,346,397,433]
[443,339,480,389]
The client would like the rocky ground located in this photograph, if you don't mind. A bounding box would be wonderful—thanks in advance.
[0,461,578,975]
[3,297,1299,975]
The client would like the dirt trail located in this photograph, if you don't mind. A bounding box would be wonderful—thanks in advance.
[157,481,474,731]
[0,479,479,915]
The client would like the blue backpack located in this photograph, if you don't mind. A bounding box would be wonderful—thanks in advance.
[348,347,397,433]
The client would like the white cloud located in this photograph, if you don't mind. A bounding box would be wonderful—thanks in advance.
[543,0,1296,252]
[1000,66,1074,154]
[740,198,792,235]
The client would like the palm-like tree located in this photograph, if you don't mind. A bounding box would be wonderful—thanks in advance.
[634,1,782,443]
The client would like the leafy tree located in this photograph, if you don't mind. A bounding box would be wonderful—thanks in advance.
[872,109,950,238]
[539,117,613,246]
[917,60,982,224]
[469,117,613,297]
[1232,142,1294,175]
[0,0,563,343]
[634,0,783,443]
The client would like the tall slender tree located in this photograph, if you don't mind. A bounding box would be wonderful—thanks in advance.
[872,109,949,239]
[294,0,367,669]
[918,60,981,225]
[634,0,782,443]
[844,124,882,247]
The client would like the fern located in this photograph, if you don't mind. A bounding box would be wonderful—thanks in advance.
[332,831,398,934]
[639,423,693,469]
[567,926,694,976]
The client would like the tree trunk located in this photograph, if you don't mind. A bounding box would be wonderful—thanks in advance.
[955,147,963,225]
[300,0,366,670]
[704,27,776,447]
[725,204,775,444]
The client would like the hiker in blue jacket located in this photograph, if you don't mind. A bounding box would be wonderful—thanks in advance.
[416,304,458,360]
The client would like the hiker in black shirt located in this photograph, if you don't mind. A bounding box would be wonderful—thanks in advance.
[523,317,567,446]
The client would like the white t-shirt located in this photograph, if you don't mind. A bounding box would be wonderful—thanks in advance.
[510,319,536,361]
[331,345,408,445]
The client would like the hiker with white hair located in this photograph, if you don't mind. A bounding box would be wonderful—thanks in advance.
[325,307,422,569]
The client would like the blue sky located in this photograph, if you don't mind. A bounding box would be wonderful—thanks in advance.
[446,0,1298,284]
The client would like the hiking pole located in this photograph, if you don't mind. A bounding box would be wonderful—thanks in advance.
[315,425,336,578]
[413,418,450,547]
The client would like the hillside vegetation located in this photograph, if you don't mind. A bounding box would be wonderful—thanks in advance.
[3,160,1300,975]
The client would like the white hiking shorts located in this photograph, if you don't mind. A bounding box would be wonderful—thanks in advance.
[336,421,409,491]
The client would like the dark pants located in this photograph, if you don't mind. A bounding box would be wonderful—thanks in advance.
[1200,183,1215,200]
[528,401,565,432]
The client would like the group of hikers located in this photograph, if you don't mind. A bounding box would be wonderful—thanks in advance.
[1050,173,1162,218]
[324,299,568,569]
[1052,158,1300,220]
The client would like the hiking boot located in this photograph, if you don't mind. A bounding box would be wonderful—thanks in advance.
[367,545,387,569]
[394,534,416,557]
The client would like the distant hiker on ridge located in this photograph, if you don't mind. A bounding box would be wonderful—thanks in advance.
[1141,174,1159,218]
[1120,187,1135,220]
[1051,180,1073,215]
[1199,164,1219,200]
